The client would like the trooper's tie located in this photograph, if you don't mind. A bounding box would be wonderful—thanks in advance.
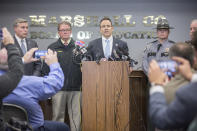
[157,44,162,52]
[104,39,110,58]
[21,39,26,54]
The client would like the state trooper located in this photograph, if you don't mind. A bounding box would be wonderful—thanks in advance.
[142,19,175,75]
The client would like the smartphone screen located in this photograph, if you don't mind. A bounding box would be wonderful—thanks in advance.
[158,60,177,78]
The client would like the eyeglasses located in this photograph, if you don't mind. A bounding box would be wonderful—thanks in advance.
[59,29,71,32]
[100,25,112,29]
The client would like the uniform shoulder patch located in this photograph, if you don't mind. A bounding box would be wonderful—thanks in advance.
[168,40,175,43]
[151,40,158,43]
[144,41,155,52]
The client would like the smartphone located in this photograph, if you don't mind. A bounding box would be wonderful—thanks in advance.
[158,60,178,78]
[34,50,47,59]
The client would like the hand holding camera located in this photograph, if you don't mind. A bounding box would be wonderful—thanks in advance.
[172,56,193,81]
[1,28,14,46]
[23,48,39,64]
[148,60,169,86]
[44,49,58,66]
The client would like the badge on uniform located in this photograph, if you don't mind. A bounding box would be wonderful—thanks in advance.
[147,52,156,57]
[165,48,169,52]
[161,52,169,57]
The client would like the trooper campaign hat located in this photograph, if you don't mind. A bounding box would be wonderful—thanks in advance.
[155,19,174,29]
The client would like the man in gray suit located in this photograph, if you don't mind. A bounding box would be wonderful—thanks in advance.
[13,18,41,76]
[87,17,130,62]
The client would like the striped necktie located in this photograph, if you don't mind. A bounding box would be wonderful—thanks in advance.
[21,39,26,54]
[157,44,162,52]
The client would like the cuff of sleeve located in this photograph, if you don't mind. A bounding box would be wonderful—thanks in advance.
[22,57,25,63]
[49,62,60,70]
[191,74,197,82]
[150,85,164,95]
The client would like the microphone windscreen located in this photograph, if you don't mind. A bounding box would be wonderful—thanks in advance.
[75,40,85,48]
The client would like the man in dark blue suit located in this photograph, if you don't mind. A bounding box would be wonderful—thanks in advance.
[13,18,41,76]
[87,17,130,62]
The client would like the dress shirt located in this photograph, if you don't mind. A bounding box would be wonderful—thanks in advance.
[15,34,27,51]
[3,63,64,129]
[102,35,113,57]
[61,38,71,46]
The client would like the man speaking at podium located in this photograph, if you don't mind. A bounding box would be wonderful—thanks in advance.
[87,17,130,63]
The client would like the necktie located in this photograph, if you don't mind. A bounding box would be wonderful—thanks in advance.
[157,44,162,52]
[21,39,26,54]
[104,39,110,58]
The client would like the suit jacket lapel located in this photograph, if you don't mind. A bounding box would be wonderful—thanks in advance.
[26,39,31,50]
[14,36,24,56]
[98,38,105,57]
[111,37,117,58]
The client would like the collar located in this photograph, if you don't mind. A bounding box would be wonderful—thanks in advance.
[158,39,168,44]
[15,34,26,46]
[61,38,71,45]
[102,35,113,42]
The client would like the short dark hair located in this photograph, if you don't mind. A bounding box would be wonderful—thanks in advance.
[191,30,197,50]
[57,21,72,31]
[99,17,112,28]
[169,42,195,66]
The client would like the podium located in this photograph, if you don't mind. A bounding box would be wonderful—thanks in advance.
[82,61,148,131]
[39,61,148,131]
[82,61,131,131]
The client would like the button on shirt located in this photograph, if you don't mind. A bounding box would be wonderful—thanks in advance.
[142,39,174,75]
[102,36,113,58]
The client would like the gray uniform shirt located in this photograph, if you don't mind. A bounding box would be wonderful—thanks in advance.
[142,39,175,75]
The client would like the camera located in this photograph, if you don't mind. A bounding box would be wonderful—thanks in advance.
[158,60,178,78]
[34,50,47,59]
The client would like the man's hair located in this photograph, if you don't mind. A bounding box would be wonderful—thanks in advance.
[191,30,197,50]
[191,19,197,25]
[99,17,112,27]
[169,42,195,66]
[13,18,28,27]
[57,21,72,31]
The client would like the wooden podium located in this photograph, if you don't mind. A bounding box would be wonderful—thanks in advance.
[40,61,148,131]
[82,61,148,131]
[82,61,131,131]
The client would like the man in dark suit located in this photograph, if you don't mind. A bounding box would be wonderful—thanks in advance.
[87,17,130,62]
[13,18,41,76]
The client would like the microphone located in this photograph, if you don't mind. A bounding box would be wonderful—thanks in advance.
[114,43,139,67]
[72,45,80,56]
[72,41,86,64]
[114,43,123,60]
[113,49,121,61]
[80,47,87,54]
[115,43,129,61]
[95,50,102,64]
[132,59,138,65]
[73,40,93,62]
[73,40,89,56]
